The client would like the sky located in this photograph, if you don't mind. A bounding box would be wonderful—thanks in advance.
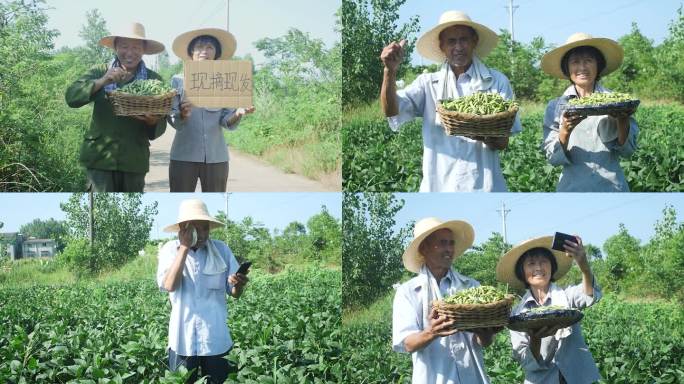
[397,0,683,65]
[0,193,341,240]
[45,0,340,66]
[391,193,684,249]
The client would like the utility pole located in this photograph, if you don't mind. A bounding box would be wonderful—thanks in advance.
[226,0,230,31]
[497,201,511,244]
[224,193,231,229]
[505,0,519,42]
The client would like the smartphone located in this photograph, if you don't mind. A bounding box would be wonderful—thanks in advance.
[184,223,197,247]
[551,232,576,252]
[236,261,252,275]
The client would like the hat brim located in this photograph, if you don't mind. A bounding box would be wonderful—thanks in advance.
[172,28,237,61]
[99,36,165,55]
[163,217,225,233]
[416,20,499,62]
[496,236,573,290]
[402,220,474,273]
[541,37,623,79]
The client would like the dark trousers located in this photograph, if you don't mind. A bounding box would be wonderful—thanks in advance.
[168,348,236,384]
[86,169,146,192]
[169,160,229,192]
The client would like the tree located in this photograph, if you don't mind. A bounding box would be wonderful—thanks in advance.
[305,205,341,263]
[19,218,68,252]
[456,232,510,288]
[602,223,642,292]
[641,206,684,301]
[341,0,420,106]
[76,9,110,67]
[60,193,157,275]
[342,192,411,308]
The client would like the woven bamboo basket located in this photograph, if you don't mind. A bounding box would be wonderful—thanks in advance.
[562,99,640,118]
[432,294,515,330]
[107,90,177,116]
[436,103,518,138]
[507,308,583,332]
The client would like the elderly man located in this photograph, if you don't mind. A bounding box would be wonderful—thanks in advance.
[393,217,502,384]
[381,11,522,192]
[157,199,249,383]
[66,22,167,192]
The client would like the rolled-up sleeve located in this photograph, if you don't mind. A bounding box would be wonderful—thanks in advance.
[604,117,639,158]
[156,242,176,292]
[564,275,602,309]
[392,286,421,353]
[387,76,426,132]
[542,99,572,166]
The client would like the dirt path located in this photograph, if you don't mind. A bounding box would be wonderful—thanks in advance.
[144,126,336,192]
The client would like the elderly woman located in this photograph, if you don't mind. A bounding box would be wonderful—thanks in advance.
[540,33,639,192]
[168,28,255,192]
[496,235,601,384]
[65,22,167,192]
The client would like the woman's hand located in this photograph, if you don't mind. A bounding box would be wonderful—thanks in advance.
[559,113,586,148]
[564,235,589,268]
[180,100,193,120]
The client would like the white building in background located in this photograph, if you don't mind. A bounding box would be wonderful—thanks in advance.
[21,239,57,258]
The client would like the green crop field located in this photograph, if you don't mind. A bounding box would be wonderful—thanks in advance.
[342,294,684,383]
[0,268,341,383]
[343,103,684,192]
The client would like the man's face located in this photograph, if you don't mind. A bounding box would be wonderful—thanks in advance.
[188,220,210,248]
[114,38,144,70]
[420,229,456,271]
[439,25,478,68]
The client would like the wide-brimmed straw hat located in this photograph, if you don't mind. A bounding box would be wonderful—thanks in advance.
[99,22,165,55]
[416,10,499,62]
[541,32,624,79]
[163,199,224,233]
[172,28,237,61]
[402,217,474,273]
[496,236,573,290]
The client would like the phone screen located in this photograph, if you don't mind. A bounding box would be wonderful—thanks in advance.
[237,261,252,275]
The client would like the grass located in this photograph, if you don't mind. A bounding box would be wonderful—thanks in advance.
[225,86,341,189]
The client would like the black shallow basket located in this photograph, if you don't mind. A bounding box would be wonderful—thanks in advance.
[562,99,640,118]
[507,308,583,332]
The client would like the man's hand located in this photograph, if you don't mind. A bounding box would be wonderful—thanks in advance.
[178,222,195,248]
[228,273,249,298]
[426,307,459,338]
[132,113,162,126]
[472,326,504,347]
[380,40,406,73]
[102,66,132,85]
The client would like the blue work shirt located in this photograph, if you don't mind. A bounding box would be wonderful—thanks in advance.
[510,280,602,384]
[156,239,239,356]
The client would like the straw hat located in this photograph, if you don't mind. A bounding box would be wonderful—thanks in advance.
[541,32,624,79]
[416,10,499,62]
[99,22,165,55]
[163,199,224,233]
[496,236,573,290]
[402,217,475,273]
[172,28,237,61]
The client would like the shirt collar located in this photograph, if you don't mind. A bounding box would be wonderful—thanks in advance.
[521,283,563,308]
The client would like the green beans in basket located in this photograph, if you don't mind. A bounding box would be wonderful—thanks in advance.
[117,79,174,96]
[567,92,634,106]
[442,285,508,305]
[440,92,517,116]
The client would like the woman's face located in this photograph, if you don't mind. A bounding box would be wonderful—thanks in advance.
[567,51,598,89]
[191,41,217,61]
[523,254,552,289]
[114,38,144,70]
